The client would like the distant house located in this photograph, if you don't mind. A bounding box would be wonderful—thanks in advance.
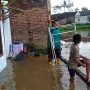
[51,12,76,25]
[51,10,90,25]
[75,11,90,24]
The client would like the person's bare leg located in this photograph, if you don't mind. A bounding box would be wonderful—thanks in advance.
[70,76,74,82]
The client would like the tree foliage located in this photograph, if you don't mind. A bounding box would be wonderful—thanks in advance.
[75,8,79,12]
[81,7,88,11]
[53,0,74,13]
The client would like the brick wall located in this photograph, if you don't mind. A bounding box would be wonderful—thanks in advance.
[10,2,48,49]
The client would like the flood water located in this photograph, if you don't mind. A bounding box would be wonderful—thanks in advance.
[0,30,90,90]
[62,30,90,58]
[0,55,90,90]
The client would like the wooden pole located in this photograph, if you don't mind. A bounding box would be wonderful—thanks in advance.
[47,0,51,27]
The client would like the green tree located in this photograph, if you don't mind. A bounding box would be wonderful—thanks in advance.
[75,8,79,12]
[66,1,73,12]
[53,0,74,13]
[81,7,88,11]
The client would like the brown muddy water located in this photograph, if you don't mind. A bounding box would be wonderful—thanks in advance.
[0,55,90,90]
[0,31,90,90]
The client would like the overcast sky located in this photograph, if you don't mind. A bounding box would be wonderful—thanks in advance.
[51,0,90,14]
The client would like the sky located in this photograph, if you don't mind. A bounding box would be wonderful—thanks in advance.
[51,0,90,14]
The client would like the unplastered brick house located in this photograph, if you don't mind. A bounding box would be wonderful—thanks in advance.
[10,0,50,49]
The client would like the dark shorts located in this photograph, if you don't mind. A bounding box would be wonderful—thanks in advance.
[48,47,61,60]
[68,60,85,77]
[68,69,75,77]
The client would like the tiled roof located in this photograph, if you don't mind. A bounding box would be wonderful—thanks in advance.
[51,12,76,20]
[80,10,90,16]
[52,10,90,20]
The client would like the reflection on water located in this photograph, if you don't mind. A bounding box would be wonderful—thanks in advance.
[50,64,64,90]
[50,62,74,90]
[13,56,55,90]
[69,81,75,90]
[50,61,90,90]
[61,30,90,59]
[0,59,16,90]
[0,56,90,90]
[78,31,90,38]
[0,30,90,90]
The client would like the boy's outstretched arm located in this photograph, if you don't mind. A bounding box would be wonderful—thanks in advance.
[80,55,88,60]
[75,57,86,67]
[80,55,89,63]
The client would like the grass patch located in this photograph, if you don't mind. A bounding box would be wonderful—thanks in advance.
[60,24,90,32]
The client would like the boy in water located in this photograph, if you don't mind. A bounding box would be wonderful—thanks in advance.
[48,20,61,65]
[68,34,87,81]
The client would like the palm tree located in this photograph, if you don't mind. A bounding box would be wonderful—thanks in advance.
[53,0,74,13]
[66,1,74,12]
[63,0,67,12]
[53,0,67,13]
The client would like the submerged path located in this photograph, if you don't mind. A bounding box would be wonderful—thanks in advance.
[0,55,90,90]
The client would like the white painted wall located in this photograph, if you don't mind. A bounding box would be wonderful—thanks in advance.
[3,1,12,57]
[0,1,12,72]
[3,18,12,57]
[75,17,80,23]
[80,16,88,24]
[0,21,7,72]
[75,16,90,24]
[0,18,12,72]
